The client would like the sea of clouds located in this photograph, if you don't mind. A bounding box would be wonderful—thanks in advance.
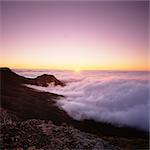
[15,69,149,131]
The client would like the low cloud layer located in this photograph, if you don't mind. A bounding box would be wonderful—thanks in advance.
[19,70,149,131]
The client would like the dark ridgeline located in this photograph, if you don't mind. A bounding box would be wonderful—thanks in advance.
[0,67,149,149]
[0,67,65,87]
[0,67,70,124]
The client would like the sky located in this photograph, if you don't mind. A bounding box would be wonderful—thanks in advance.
[0,1,149,71]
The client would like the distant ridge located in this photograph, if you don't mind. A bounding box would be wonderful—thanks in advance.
[0,67,65,87]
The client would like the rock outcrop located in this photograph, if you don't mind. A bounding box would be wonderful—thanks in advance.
[35,74,65,87]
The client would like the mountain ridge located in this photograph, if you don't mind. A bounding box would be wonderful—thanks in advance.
[0,67,65,87]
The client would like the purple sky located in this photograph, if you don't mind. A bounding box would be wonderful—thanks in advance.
[1,1,149,70]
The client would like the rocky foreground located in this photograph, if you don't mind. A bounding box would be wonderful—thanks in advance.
[0,109,120,150]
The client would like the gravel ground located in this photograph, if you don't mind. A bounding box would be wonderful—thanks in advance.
[0,119,121,150]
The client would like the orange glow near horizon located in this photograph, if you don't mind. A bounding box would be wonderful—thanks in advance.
[0,59,149,71]
[1,1,149,71]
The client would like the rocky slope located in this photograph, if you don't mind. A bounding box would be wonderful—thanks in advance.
[1,67,72,124]
[0,117,120,150]
[0,108,120,150]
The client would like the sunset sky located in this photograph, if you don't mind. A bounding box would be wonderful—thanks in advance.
[1,1,149,71]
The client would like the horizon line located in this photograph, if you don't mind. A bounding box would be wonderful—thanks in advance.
[1,66,149,72]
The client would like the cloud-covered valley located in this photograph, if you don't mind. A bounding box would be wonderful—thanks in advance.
[17,70,149,131]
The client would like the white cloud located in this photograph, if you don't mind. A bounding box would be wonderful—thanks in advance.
[22,70,149,131]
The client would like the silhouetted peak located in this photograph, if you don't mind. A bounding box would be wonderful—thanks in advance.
[0,67,65,87]
[0,67,12,72]
[0,67,20,77]
[35,74,65,87]
[36,74,55,78]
